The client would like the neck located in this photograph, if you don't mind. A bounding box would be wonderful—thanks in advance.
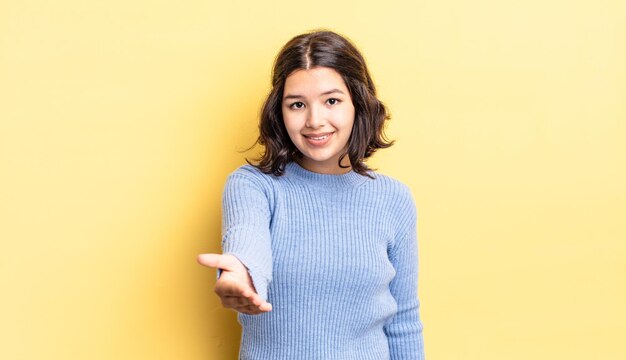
[296,157,352,175]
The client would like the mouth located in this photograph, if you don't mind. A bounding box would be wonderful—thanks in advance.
[303,132,334,146]
[303,132,334,140]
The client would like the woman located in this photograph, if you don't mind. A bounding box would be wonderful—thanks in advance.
[198,29,425,360]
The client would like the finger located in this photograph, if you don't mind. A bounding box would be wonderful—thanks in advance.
[239,303,272,314]
[197,253,238,272]
[231,295,272,313]
[247,295,272,312]
[221,295,252,308]
[259,302,273,312]
[233,307,255,315]
[196,253,220,268]
[216,277,254,297]
[234,304,263,315]
[220,292,272,313]
[238,289,272,311]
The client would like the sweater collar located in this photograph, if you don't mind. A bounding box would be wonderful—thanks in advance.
[284,161,371,189]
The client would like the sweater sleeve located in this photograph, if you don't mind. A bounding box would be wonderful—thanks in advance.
[384,189,425,359]
[216,171,273,302]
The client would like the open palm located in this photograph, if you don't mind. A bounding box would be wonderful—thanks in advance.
[197,253,272,315]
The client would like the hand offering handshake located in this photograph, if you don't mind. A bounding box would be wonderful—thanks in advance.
[197,253,272,315]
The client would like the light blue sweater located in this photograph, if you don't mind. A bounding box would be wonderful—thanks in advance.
[218,161,425,359]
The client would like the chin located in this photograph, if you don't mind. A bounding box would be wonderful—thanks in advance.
[300,151,335,162]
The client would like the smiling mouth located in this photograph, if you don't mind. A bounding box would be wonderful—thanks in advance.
[303,132,334,140]
[302,132,334,146]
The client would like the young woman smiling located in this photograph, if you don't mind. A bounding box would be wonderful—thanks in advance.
[198,29,425,360]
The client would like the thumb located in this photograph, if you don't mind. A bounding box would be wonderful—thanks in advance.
[197,253,239,272]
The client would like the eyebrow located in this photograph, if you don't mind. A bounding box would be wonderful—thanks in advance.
[283,88,345,101]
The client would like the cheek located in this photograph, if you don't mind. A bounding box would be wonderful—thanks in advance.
[338,106,356,127]
[281,110,293,127]
[282,118,301,139]
[283,112,305,129]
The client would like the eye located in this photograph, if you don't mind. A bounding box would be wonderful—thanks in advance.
[289,101,305,110]
[327,98,341,106]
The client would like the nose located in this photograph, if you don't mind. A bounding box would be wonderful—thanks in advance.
[305,105,325,129]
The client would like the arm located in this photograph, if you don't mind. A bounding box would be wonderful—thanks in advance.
[217,171,273,302]
[384,193,425,359]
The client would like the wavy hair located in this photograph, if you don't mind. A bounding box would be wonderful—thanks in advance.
[242,29,395,179]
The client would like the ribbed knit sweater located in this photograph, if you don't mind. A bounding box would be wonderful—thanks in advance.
[218,161,425,359]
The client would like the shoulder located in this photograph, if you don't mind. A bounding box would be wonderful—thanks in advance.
[227,164,276,182]
[224,163,276,195]
[228,163,268,178]
[367,170,417,231]
[367,171,415,204]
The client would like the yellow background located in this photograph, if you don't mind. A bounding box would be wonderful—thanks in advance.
[1,0,624,359]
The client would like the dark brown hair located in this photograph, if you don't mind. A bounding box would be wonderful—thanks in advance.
[242,28,395,179]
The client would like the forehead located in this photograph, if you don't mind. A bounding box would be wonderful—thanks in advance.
[284,66,347,93]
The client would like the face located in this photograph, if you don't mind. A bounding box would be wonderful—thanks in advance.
[281,66,355,174]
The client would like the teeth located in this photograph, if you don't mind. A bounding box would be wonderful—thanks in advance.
[309,134,329,140]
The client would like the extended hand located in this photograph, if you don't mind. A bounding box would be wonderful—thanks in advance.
[197,253,272,315]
